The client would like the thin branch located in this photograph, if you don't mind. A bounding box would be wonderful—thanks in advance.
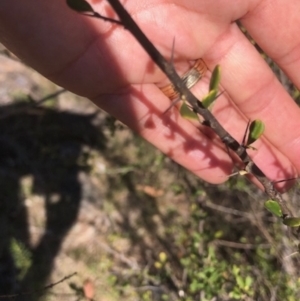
[83,11,122,25]
[0,272,77,299]
[35,88,66,106]
[0,89,66,120]
[212,239,270,250]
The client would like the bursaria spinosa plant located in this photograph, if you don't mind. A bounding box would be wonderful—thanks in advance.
[66,0,300,245]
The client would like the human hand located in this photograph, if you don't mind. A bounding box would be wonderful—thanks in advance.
[1,0,300,186]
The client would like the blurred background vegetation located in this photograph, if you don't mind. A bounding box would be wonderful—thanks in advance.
[1,38,300,301]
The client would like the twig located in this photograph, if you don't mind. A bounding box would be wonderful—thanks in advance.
[0,89,66,120]
[0,272,77,299]
[212,239,270,249]
[34,88,66,106]
[198,198,262,219]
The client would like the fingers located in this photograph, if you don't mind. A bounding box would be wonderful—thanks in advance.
[1,0,298,186]
[169,0,300,186]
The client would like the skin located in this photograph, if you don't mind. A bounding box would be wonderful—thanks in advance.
[1,0,300,187]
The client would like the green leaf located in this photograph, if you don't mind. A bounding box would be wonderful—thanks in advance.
[244,276,253,290]
[283,217,300,227]
[264,200,282,217]
[209,65,221,92]
[246,119,265,146]
[236,275,245,289]
[179,102,198,120]
[232,265,240,276]
[66,0,94,13]
[202,89,218,108]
